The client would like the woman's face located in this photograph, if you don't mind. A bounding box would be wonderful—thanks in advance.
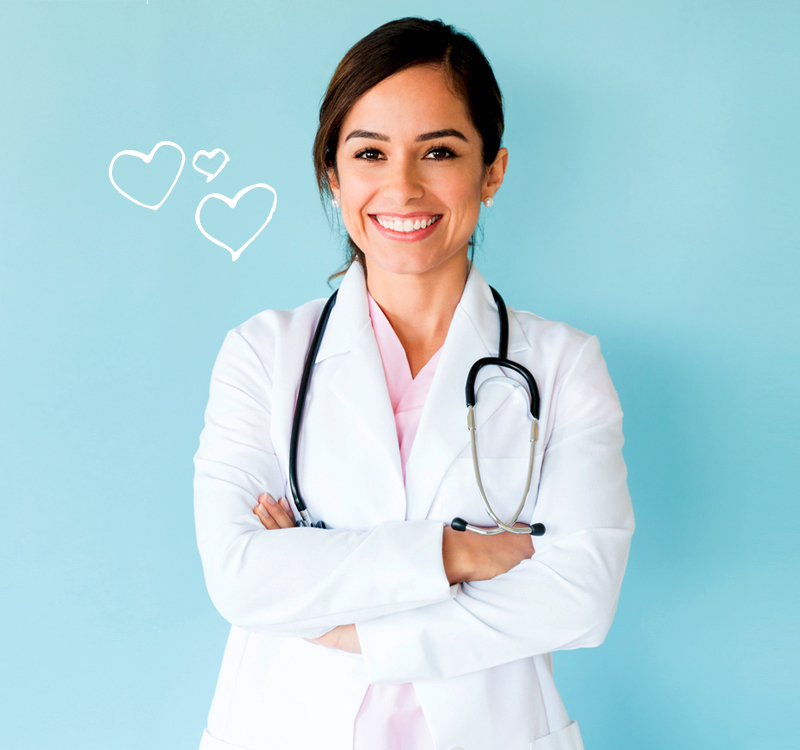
[329,64,507,280]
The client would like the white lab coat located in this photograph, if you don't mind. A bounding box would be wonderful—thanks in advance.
[193,259,634,750]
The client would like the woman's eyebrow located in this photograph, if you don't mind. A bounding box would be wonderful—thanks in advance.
[416,129,468,142]
[344,128,468,143]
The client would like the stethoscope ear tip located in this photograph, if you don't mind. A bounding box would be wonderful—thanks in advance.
[530,523,546,536]
[451,517,469,532]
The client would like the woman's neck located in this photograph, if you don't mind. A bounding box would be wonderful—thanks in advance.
[365,253,471,377]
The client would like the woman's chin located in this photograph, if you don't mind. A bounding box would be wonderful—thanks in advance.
[364,252,448,278]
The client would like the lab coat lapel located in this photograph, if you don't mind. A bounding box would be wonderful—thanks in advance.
[403,262,531,521]
[310,260,531,524]
[314,262,406,511]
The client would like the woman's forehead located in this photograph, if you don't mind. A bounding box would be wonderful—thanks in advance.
[339,66,475,142]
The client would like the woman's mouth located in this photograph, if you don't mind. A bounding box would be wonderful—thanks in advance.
[369,213,442,240]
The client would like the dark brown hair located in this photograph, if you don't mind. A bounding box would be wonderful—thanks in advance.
[313,17,505,284]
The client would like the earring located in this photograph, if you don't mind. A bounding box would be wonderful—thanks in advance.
[483,197,494,208]
[331,196,341,208]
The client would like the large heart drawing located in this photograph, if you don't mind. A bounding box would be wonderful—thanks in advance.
[192,148,229,183]
[195,183,277,262]
[108,141,186,210]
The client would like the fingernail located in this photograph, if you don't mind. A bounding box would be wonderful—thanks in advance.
[266,494,276,505]
[281,498,290,511]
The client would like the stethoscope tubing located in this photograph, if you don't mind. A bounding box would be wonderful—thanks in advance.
[289,289,338,528]
[288,283,545,536]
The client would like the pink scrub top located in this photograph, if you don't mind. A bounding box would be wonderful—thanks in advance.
[352,291,443,750]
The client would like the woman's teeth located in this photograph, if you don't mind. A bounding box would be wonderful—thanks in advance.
[375,215,440,233]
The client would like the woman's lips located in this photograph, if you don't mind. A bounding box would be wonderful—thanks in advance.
[369,214,442,241]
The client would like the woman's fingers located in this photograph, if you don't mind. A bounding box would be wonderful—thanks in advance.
[254,501,279,530]
[302,625,362,654]
[303,628,340,649]
[253,493,296,530]
[270,495,297,527]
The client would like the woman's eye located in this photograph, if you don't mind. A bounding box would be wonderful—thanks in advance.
[355,148,383,160]
[425,146,456,160]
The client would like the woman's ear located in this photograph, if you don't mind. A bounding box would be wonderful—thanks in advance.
[482,147,509,201]
[327,168,340,195]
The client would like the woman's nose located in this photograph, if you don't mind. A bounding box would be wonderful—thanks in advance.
[380,158,423,204]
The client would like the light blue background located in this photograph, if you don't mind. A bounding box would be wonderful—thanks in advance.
[1,1,798,748]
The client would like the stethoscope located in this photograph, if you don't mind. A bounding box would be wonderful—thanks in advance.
[289,284,546,537]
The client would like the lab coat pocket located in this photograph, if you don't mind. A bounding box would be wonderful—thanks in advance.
[531,720,585,750]
[437,454,544,529]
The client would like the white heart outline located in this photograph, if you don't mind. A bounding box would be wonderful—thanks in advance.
[195,183,278,262]
[108,140,186,210]
[192,148,230,183]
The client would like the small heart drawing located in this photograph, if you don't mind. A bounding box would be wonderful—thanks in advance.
[108,140,186,210]
[195,183,277,262]
[192,148,230,183]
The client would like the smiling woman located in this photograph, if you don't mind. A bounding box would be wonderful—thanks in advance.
[314,20,505,289]
[194,16,633,750]
[328,64,504,280]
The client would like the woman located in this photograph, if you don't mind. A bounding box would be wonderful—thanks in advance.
[194,17,634,750]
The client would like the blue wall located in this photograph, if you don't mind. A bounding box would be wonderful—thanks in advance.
[1,1,797,748]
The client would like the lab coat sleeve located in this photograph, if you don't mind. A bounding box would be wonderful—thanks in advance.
[194,328,456,640]
[354,335,635,683]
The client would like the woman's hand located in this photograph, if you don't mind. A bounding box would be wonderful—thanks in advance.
[253,493,296,529]
[468,523,535,581]
[443,523,535,584]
